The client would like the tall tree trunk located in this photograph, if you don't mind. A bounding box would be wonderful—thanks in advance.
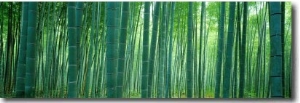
[166,2,175,98]
[86,2,95,98]
[148,2,160,98]
[114,2,121,96]
[239,2,248,98]
[269,2,283,98]
[141,2,150,98]
[186,2,193,98]
[233,2,241,98]
[280,2,285,98]
[106,2,118,98]
[75,2,83,97]
[215,2,225,98]
[117,2,129,98]
[25,2,37,98]
[16,2,28,98]
[67,2,78,98]
[68,2,78,98]
[5,2,13,95]
[223,2,236,98]
[199,2,206,98]
[158,2,167,98]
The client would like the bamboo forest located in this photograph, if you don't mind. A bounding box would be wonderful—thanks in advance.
[0,2,292,98]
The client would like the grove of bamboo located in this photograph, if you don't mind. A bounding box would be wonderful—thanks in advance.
[0,2,292,98]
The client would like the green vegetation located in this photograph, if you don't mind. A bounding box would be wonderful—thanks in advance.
[0,2,292,98]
